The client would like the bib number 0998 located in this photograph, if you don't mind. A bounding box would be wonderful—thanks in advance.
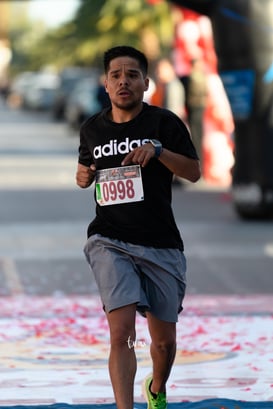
[102,179,135,202]
[95,165,144,206]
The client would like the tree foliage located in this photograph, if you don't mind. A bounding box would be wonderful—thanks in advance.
[9,0,174,73]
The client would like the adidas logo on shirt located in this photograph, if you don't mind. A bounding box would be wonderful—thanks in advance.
[93,137,149,159]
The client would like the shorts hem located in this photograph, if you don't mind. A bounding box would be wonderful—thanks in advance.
[105,299,143,314]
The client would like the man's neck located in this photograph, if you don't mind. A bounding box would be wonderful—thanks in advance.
[109,103,144,123]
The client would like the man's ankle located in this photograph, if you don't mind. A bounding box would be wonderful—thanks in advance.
[150,381,165,397]
[149,383,158,399]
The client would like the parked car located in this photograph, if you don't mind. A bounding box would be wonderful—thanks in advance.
[23,72,60,110]
[7,71,36,108]
[52,67,95,120]
[64,77,104,130]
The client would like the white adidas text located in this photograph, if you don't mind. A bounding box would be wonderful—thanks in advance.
[93,137,150,159]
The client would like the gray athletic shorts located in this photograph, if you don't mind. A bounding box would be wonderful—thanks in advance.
[84,234,187,323]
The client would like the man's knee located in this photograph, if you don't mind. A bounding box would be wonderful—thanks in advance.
[108,315,136,348]
[152,338,176,353]
[110,327,136,351]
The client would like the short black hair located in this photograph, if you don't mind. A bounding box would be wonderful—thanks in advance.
[104,46,148,76]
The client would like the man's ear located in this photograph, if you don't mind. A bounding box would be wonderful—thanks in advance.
[104,78,109,93]
[144,77,149,91]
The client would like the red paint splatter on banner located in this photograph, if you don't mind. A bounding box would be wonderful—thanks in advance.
[194,325,207,335]
[231,344,242,351]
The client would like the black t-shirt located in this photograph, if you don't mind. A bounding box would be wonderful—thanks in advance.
[78,103,198,250]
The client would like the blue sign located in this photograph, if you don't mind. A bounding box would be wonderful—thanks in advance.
[220,69,255,120]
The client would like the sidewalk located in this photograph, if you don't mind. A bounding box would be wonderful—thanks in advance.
[0,294,272,405]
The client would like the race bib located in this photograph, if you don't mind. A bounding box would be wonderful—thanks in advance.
[95,165,144,206]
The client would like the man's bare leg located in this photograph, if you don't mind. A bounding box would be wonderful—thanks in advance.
[106,304,137,409]
[146,312,177,395]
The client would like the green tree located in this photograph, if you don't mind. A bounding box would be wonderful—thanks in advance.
[12,0,174,72]
[8,9,48,74]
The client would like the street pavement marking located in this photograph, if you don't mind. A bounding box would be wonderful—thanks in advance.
[0,156,77,189]
[0,257,24,295]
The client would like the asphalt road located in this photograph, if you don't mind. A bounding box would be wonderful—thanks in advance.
[0,98,272,297]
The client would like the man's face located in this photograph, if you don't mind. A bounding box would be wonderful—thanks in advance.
[105,56,149,111]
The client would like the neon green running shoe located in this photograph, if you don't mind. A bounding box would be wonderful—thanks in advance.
[143,376,167,409]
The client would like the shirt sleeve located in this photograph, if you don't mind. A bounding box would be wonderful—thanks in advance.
[78,126,93,167]
[161,113,199,160]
